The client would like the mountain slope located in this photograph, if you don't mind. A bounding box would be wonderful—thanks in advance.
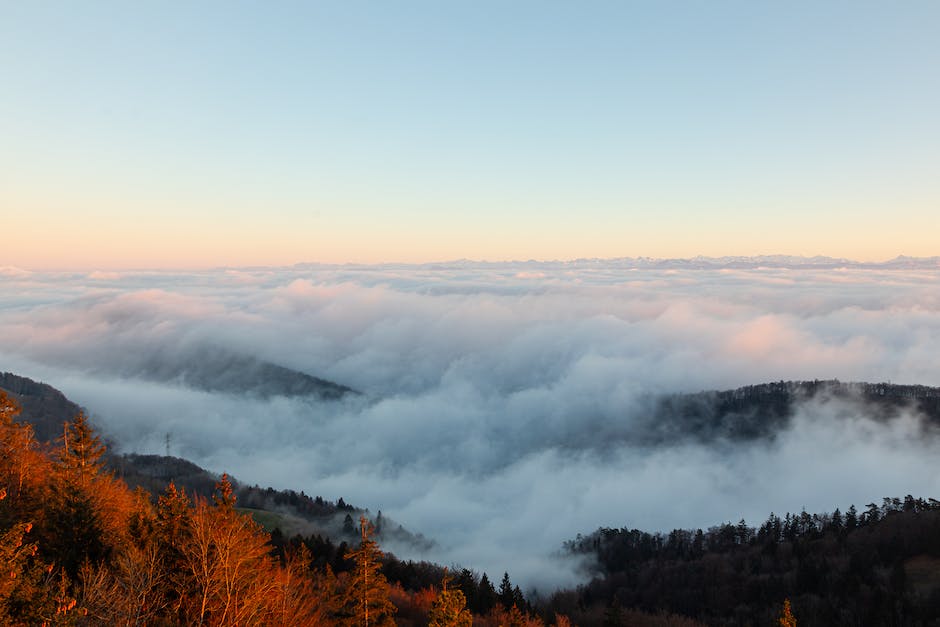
[0,371,425,552]
[558,498,940,626]
[126,344,356,399]
[638,379,940,445]
[0,371,84,442]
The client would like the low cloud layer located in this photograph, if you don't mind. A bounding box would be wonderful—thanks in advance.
[2,260,940,591]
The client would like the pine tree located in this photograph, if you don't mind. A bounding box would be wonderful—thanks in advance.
[212,473,237,509]
[57,411,106,486]
[498,572,514,608]
[475,572,497,614]
[846,504,858,530]
[342,516,396,626]
[45,412,112,577]
[428,572,472,627]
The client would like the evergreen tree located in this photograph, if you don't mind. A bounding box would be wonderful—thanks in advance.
[475,572,497,614]
[845,504,858,530]
[830,508,844,531]
[499,571,514,608]
[57,411,105,486]
[212,472,237,509]
[341,516,396,626]
[452,568,477,611]
[428,573,472,627]
[45,412,112,577]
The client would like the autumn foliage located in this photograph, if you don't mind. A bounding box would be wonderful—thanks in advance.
[0,390,563,626]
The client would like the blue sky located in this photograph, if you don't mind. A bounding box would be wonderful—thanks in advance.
[2,1,939,267]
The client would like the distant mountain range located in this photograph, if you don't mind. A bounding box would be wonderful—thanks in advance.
[4,255,938,278]
[293,254,940,271]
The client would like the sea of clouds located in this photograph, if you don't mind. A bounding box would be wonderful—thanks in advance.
[2,258,940,591]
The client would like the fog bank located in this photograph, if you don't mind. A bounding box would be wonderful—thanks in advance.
[2,260,939,590]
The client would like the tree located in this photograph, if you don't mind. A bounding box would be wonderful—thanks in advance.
[0,392,48,511]
[830,508,844,531]
[57,411,106,486]
[778,598,797,626]
[475,572,497,614]
[846,504,858,530]
[0,486,72,625]
[267,544,335,626]
[554,613,572,627]
[498,572,514,608]
[0,392,18,423]
[181,474,278,626]
[428,572,472,627]
[486,602,537,627]
[44,412,117,578]
[341,516,396,626]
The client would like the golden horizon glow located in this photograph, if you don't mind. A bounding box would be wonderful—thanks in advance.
[3,3,939,271]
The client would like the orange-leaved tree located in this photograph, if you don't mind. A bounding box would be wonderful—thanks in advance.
[341,516,397,626]
[427,571,472,627]
[182,474,278,626]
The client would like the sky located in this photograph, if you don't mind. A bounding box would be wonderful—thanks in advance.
[2,1,940,269]
[2,261,940,588]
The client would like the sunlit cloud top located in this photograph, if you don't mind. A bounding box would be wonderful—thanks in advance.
[2,262,940,586]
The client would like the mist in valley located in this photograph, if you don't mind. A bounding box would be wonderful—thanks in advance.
[2,259,939,590]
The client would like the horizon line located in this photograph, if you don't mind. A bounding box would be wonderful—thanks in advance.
[4,253,940,275]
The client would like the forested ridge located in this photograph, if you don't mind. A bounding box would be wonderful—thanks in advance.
[640,379,940,445]
[554,498,940,626]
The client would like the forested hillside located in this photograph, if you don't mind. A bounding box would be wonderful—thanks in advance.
[5,371,940,625]
[0,388,566,626]
[0,372,84,443]
[555,498,940,626]
[640,379,940,444]
[1,372,429,551]
[0,375,710,626]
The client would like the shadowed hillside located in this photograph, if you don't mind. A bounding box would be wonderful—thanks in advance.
[0,371,84,442]
[639,379,940,445]
[126,344,357,399]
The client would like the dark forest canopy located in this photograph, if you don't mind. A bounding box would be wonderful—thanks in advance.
[636,379,940,445]
[555,497,940,626]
